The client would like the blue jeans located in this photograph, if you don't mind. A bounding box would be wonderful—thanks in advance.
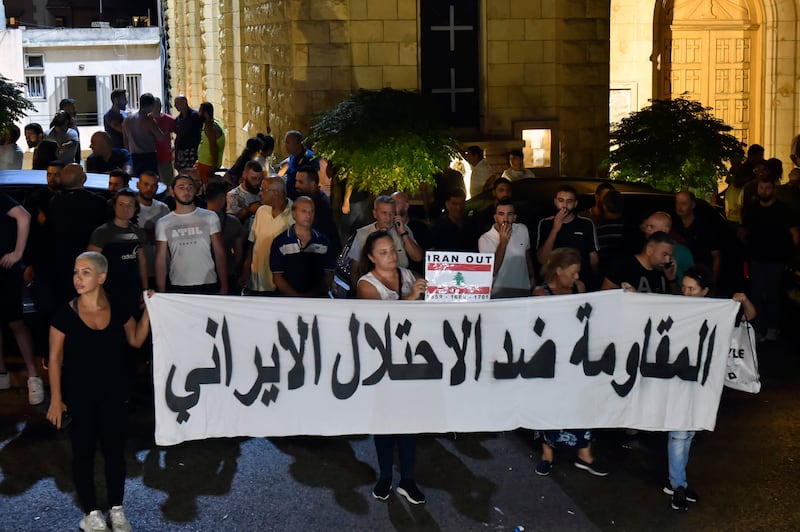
[374,434,416,480]
[668,430,695,489]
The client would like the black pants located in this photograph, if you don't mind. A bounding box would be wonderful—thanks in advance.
[68,397,128,513]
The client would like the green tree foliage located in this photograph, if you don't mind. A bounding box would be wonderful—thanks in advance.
[0,75,35,133]
[309,89,460,196]
[605,97,744,197]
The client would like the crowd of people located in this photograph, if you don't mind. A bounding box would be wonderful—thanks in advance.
[1,90,799,527]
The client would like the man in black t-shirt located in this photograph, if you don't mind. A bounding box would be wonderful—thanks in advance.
[47,164,109,304]
[601,231,676,294]
[741,176,800,340]
[429,188,479,252]
[0,193,45,405]
[674,191,721,286]
[173,95,203,170]
[537,185,600,288]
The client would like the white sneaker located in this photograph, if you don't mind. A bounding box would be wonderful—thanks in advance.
[0,372,9,390]
[28,376,45,405]
[79,510,109,531]
[109,505,132,532]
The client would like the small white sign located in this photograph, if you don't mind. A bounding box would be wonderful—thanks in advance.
[424,251,494,302]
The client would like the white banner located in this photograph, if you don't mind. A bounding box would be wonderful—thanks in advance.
[145,291,739,446]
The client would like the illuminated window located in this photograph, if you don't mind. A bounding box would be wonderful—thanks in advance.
[522,128,552,168]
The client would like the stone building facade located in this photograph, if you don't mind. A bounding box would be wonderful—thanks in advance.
[612,0,800,172]
[164,0,611,176]
[165,0,800,178]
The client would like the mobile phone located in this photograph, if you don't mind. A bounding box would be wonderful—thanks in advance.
[395,220,401,228]
[60,412,72,430]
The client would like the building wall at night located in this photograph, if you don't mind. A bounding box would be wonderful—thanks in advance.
[164,0,611,175]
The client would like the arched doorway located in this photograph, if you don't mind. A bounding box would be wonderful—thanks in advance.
[654,0,762,146]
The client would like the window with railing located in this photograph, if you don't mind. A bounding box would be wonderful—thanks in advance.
[111,74,142,109]
[25,75,46,99]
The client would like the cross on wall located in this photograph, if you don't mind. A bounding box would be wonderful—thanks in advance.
[430,4,474,52]
[431,67,475,113]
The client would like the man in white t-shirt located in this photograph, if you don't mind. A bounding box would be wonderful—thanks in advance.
[478,199,535,298]
[154,174,228,294]
[136,171,170,281]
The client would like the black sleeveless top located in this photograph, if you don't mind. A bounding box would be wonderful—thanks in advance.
[51,299,131,403]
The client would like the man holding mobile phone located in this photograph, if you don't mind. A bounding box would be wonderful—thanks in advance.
[347,195,423,289]
[537,185,600,289]
[478,199,535,298]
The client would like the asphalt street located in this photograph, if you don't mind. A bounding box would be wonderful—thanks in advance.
[1,319,799,531]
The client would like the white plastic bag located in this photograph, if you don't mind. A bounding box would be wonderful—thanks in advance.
[724,320,761,393]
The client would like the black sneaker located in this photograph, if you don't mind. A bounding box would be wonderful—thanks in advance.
[573,457,609,476]
[663,483,699,503]
[671,486,689,510]
[396,478,426,504]
[372,477,392,500]
[534,460,552,476]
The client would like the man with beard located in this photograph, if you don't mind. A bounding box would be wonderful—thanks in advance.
[227,160,263,223]
[537,185,600,288]
[24,123,60,170]
[741,175,800,341]
[0,125,24,169]
[601,231,676,293]
[136,171,170,287]
[104,88,128,149]
[173,95,203,171]
[123,93,165,177]
[46,111,80,165]
[295,165,341,254]
[155,174,228,294]
[429,188,478,252]
[47,164,108,303]
[640,211,694,286]
[479,199,535,298]
[474,176,513,235]
[23,162,64,314]
[674,190,721,287]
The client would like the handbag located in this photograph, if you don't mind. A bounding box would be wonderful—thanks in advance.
[724,319,761,393]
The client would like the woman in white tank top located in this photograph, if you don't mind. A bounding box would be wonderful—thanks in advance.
[355,230,428,504]
[356,230,425,301]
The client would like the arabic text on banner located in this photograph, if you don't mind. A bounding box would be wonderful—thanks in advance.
[145,291,739,446]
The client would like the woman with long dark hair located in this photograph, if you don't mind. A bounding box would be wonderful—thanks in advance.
[357,230,427,504]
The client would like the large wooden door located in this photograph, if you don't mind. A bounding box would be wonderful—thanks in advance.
[658,1,760,146]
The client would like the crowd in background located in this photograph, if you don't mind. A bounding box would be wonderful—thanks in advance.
[1,89,799,525]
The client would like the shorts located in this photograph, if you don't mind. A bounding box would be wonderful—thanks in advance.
[174,148,198,171]
[0,267,24,323]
